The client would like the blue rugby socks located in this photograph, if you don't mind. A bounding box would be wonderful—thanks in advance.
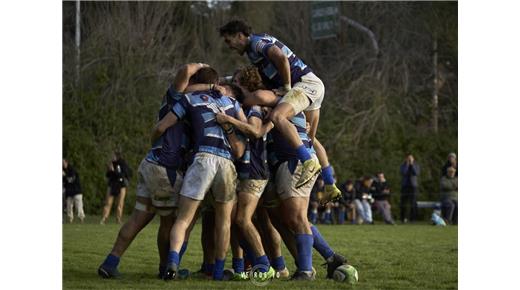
[321,166,334,185]
[271,255,286,271]
[213,258,226,280]
[232,257,245,273]
[179,241,188,265]
[102,254,120,269]
[255,255,271,273]
[295,234,313,272]
[310,225,334,260]
[296,144,312,163]
[168,251,180,267]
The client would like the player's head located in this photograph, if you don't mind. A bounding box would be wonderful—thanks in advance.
[219,20,251,55]
[221,83,245,103]
[189,67,219,85]
[237,66,264,92]
[362,176,373,187]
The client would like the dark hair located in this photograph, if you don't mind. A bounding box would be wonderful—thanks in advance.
[239,66,265,92]
[219,20,252,37]
[345,180,353,185]
[225,83,244,103]
[190,67,219,85]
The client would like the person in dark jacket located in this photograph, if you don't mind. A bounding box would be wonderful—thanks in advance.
[399,153,420,223]
[441,152,457,177]
[63,159,85,223]
[100,151,132,224]
[372,172,395,225]
[337,180,357,224]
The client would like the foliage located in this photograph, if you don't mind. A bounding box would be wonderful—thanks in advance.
[62,2,457,214]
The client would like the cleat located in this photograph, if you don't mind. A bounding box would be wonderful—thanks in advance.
[232,271,249,281]
[320,184,342,205]
[295,159,321,188]
[324,253,348,279]
[222,269,235,281]
[290,270,316,281]
[98,264,121,279]
[276,267,290,279]
[163,263,178,280]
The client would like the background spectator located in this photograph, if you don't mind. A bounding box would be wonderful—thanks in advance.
[373,172,395,225]
[308,176,323,224]
[354,176,375,224]
[400,153,420,223]
[441,152,458,177]
[337,180,357,224]
[63,159,85,223]
[100,151,132,224]
[440,166,458,224]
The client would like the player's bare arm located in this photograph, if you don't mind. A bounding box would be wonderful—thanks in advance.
[173,63,209,92]
[266,46,291,93]
[151,111,178,144]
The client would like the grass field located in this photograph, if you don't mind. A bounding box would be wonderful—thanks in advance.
[63,216,457,289]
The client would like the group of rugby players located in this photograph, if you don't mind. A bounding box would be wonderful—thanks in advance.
[97,20,351,282]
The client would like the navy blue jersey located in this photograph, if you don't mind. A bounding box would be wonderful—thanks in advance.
[146,86,190,169]
[171,90,244,161]
[236,106,269,180]
[246,33,312,89]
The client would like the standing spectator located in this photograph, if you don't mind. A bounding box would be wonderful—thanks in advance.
[400,153,420,223]
[63,159,85,223]
[372,172,395,225]
[100,151,132,224]
[440,166,458,224]
[337,180,356,224]
[441,152,458,177]
[354,176,375,224]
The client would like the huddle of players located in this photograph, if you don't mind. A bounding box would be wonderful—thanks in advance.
[97,20,348,282]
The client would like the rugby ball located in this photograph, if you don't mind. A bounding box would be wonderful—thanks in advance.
[333,264,359,284]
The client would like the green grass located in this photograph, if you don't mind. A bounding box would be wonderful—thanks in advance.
[63,216,457,289]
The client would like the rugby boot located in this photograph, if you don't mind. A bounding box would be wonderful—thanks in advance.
[295,159,321,188]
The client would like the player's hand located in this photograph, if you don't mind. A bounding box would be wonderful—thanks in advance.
[215,112,230,125]
[273,85,290,97]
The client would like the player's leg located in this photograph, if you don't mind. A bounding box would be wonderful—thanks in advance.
[98,196,155,278]
[165,154,216,280]
[212,200,234,280]
[100,188,114,224]
[255,207,290,278]
[74,194,85,223]
[115,187,127,224]
[66,196,74,223]
[200,208,216,277]
[157,209,176,278]
[270,94,320,189]
[236,184,273,275]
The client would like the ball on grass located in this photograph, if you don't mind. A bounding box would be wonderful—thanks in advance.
[333,264,359,284]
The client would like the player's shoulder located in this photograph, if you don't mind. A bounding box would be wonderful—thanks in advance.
[250,33,276,52]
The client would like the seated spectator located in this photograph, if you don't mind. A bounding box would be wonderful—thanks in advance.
[372,172,395,225]
[354,176,375,224]
[441,152,458,177]
[63,158,85,223]
[337,180,357,224]
[440,166,458,224]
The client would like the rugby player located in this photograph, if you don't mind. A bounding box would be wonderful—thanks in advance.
[219,20,341,203]
[97,63,212,279]
[151,67,247,281]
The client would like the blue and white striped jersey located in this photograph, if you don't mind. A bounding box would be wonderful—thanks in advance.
[246,33,312,89]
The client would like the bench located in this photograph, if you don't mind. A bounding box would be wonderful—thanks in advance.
[416,201,441,209]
